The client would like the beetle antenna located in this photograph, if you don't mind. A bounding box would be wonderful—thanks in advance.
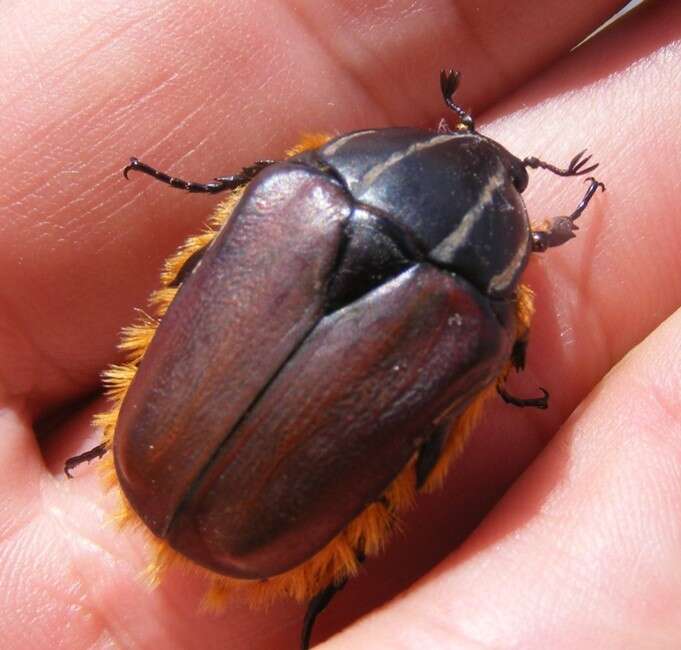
[440,69,475,132]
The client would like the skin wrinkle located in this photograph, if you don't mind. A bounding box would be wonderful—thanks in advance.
[0,5,159,121]
[44,512,127,650]
[0,290,85,407]
[453,3,508,95]
[2,70,184,226]
[559,252,616,384]
[636,373,681,443]
[281,0,396,126]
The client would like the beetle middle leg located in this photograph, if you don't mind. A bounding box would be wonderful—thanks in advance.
[123,158,274,193]
[416,423,450,489]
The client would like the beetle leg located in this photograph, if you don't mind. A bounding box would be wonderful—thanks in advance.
[64,442,109,478]
[168,245,209,287]
[531,177,606,252]
[123,158,275,193]
[301,550,366,650]
[510,333,528,372]
[301,579,347,650]
[439,69,475,132]
[415,424,449,490]
[523,149,599,178]
[497,385,549,409]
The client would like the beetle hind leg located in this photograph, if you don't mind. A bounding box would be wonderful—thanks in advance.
[64,442,109,478]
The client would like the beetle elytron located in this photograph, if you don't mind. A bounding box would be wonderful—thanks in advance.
[66,70,604,649]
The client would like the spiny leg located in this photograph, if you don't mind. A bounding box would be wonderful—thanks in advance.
[123,158,274,194]
[532,177,606,252]
[64,442,109,478]
[524,148,599,178]
[301,551,366,650]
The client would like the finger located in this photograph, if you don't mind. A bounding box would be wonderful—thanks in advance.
[0,0,625,414]
[304,1,681,642]
[322,305,681,649]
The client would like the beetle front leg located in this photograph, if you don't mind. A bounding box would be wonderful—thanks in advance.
[523,148,599,178]
[123,158,275,193]
[531,177,606,252]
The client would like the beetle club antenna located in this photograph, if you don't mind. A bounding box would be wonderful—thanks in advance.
[440,69,475,132]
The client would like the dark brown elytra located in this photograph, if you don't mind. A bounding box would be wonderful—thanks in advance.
[65,70,604,650]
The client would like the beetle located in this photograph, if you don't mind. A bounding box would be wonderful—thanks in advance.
[65,70,604,649]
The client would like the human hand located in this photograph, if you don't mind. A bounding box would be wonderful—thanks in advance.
[1,1,680,648]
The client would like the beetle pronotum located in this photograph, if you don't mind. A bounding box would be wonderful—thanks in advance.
[66,70,604,649]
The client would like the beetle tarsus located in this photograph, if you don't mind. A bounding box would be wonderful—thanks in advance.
[523,149,599,177]
[64,442,109,478]
[531,177,606,252]
[123,158,275,194]
[439,69,475,132]
[497,385,549,410]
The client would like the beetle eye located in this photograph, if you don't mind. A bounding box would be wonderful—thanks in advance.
[512,167,529,193]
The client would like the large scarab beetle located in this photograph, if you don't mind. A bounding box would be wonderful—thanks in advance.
[66,70,604,649]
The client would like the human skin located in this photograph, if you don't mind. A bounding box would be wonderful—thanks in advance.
[1,0,680,648]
